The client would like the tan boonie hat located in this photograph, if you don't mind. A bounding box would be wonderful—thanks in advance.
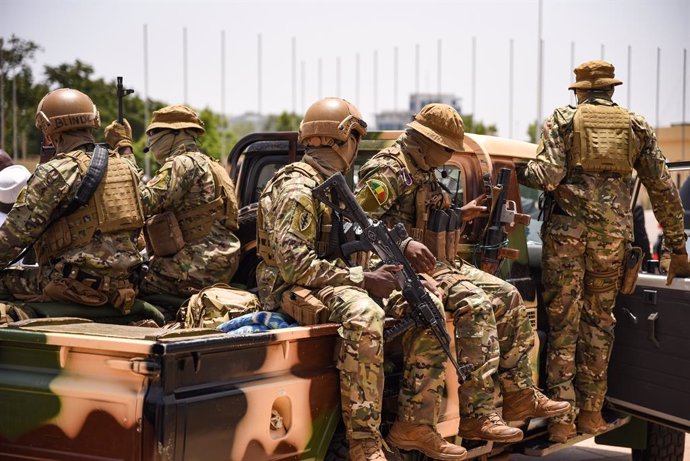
[569,60,623,90]
[146,105,205,135]
[407,103,465,152]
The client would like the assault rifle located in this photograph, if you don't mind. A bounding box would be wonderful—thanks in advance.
[116,76,134,124]
[313,172,474,383]
[478,167,530,275]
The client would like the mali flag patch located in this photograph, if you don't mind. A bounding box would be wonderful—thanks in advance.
[366,179,388,205]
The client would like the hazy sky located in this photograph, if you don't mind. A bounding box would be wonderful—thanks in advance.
[2,0,689,140]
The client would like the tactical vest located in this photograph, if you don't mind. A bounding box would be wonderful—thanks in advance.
[36,150,144,264]
[175,154,240,242]
[571,104,633,175]
[257,162,332,266]
[380,150,458,263]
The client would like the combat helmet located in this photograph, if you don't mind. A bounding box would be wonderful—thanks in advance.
[146,105,205,135]
[35,88,100,136]
[407,103,465,152]
[299,98,367,146]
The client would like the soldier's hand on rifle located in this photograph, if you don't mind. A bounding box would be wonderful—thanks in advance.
[104,118,133,152]
[661,247,690,285]
[364,264,402,298]
[461,193,488,222]
[404,240,436,274]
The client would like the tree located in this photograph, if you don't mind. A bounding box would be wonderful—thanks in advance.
[263,111,301,131]
[0,35,44,157]
[527,120,538,143]
[462,113,498,136]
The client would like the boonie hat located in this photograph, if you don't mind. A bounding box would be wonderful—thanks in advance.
[569,60,623,90]
[146,105,205,135]
[407,103,465,152]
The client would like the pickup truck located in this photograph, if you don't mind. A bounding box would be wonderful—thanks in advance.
[0,131,688,461]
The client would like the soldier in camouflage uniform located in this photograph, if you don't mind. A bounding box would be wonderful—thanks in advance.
[0,88,144,316]
[356,103,570,443]
[257,98,467,461]
[516,60,690,443]
[132,105,241,298]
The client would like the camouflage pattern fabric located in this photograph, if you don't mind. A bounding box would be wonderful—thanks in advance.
[517,96,687,423]
[257,159,447,440]
[356,135,537,418]
[139,142,240,297]
[0,148,142,308]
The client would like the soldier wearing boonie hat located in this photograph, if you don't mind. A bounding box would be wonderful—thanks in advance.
[138,105,241,300]
[356,103,570,445]
[517,60,690,442]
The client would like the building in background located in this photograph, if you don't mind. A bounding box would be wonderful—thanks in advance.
[375,93,462,130]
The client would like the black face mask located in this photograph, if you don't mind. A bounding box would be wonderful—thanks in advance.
[39,140,56,164]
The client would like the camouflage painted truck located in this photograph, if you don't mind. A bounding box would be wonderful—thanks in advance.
[1,131,688,460]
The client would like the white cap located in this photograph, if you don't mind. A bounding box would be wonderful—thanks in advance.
[0,164,31,204]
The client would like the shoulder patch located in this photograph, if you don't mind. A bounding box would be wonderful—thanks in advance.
[366,179,389,205]
[297,208,312,233]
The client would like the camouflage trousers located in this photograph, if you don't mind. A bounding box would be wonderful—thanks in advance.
[292,285,446,441]
[542,215,625,424]
[435,261,535,418]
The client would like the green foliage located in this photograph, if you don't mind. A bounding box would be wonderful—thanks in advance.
[263,111,301,131]
[462,113,498,136]
[197,107,236,160]
[527,120,538,143]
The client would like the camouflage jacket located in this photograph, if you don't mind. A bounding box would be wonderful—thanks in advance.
[140,142,240,287]
[0,148,142,278]
[517,97,686,249]
[355,137,440,227]
[256,160,364,309]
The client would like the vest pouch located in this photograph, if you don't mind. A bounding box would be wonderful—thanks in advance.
[425,208,449,262]
[37,216,72,264]
[619,246,644,295]
[280,286,329,326]
[182,283,261,329]
[144,211,185,257]
[43,278,109,307]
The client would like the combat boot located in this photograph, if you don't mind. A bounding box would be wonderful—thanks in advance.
[387,421,467,460]
[502,388,571,421]
[459,411,523,442]
[349,437,387,461]
[577,410,609,435]
[548,422,577,443]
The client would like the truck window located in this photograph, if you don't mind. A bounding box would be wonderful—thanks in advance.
[519,184,543,244]
[437,166,464,206]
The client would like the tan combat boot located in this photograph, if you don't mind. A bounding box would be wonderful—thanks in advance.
[349,437,387,461]
[577,410,609,435]
[548,422,577,443]
[387,421,467,460]
[502,388,571,421]
[459,411,524,442]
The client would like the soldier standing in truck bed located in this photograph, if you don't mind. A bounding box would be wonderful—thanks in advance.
[516,60,690,443]
[355,103,570,443]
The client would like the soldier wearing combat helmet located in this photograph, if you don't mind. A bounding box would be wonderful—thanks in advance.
[517,60,690,442]
[355,103,570,444]
[0,88,144,316]
[256,97,467,461]
[123,105,241,299]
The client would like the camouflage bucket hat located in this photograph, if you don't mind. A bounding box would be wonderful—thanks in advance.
[407,103,465,152]
[569,60,623,90]
[146,105,205,135]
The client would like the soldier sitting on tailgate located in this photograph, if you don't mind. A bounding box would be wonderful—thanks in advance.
[355,103,570,443]
[256,97,467,461]
[0,88,145,318]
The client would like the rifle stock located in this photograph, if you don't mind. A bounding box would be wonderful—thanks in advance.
[313,172,474,383]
